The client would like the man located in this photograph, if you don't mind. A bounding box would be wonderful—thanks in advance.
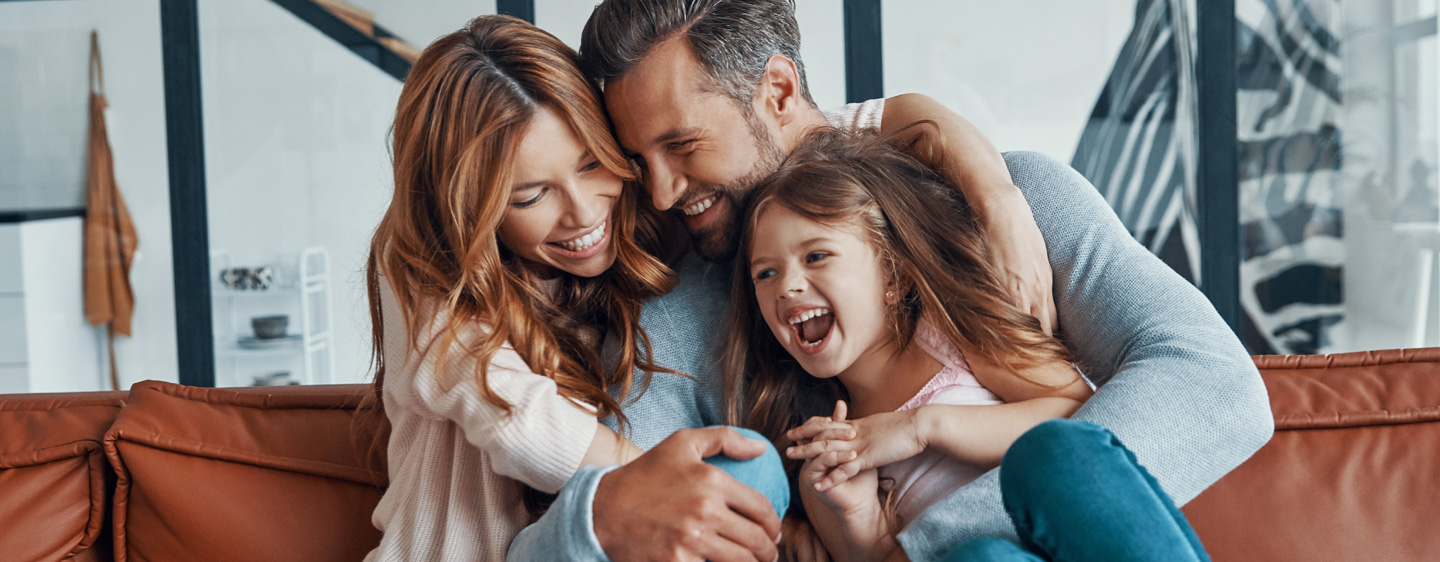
[509,2,1273,561]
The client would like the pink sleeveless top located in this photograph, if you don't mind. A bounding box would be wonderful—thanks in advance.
[877,320,1003,531]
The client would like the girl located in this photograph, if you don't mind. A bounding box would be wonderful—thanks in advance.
[725,129,1209,562]
[359,16,682,561]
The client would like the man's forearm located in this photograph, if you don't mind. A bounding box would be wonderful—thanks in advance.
[880,93,1015,210]
[897,152,1273,559]
[506,465,614,562]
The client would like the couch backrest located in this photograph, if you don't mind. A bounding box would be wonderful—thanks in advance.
[1183,348,1440,561]
[3,349,1439,562]
[0,391,126,562]
[103,381,387,562]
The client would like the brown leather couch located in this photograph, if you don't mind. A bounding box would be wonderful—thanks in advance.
[3,348,1438,562]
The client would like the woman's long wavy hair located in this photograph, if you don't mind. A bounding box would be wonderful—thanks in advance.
[722,128,1075,458]
[356,16,683,508]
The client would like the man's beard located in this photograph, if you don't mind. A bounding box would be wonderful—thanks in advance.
[689,110,787,262]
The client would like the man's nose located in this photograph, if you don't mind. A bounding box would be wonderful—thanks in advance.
[645,159,687,211]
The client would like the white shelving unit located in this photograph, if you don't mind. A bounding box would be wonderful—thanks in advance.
[210,246,335,387]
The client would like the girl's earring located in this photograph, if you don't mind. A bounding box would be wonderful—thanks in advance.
[885,290,895,302]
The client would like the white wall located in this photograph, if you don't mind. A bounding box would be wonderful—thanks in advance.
[883,0,1135,162]
[0,0,179,390]
[199,0,401,385]
[350,0,498,47]
[532,0,847,110]
[20,217,104,393]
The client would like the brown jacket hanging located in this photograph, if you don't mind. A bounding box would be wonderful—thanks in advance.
[82,30,138,389]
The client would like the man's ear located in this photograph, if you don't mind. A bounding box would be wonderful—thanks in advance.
[754,54,805,128]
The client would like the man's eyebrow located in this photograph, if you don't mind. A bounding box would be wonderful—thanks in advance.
[651,127,701,146]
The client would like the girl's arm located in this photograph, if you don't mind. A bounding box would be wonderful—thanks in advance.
[794,403,901,562]
[881,93,1056,334]
[791,362,1093,491]
[912,397,1083,469]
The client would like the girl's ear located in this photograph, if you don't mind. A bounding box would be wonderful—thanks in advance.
[884,273,913,306]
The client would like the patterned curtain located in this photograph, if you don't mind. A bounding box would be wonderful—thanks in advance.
[1073,0,1345,355]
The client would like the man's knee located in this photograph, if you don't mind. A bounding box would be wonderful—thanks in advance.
[703,426,790,517]
[1002,419,1116,496]
[940,537,1031,562]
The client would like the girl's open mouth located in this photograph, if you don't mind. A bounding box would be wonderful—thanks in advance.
[787,307,835,355]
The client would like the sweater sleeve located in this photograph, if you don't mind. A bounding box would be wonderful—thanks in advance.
[896,151,1275,558]
[506,465,616,562]
[404,305,599,495]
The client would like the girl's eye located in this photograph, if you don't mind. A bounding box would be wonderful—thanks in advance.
[753,268,777,281]
[580,159,601,173]
[512,188,545,209]
[805,251,829,263]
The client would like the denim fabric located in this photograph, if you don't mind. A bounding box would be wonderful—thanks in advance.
[703,426,791,518]
[942,419,1210,562]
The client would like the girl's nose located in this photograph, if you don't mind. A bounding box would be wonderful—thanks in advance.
[779,270,806,298]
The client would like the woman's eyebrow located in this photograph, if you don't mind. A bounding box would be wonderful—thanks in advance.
[511,180,547,192]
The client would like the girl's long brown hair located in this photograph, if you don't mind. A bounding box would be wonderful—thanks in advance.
[722,127,1075,459]
[356,16,683,500]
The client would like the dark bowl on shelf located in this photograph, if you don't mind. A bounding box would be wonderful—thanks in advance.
[251,315,290,339]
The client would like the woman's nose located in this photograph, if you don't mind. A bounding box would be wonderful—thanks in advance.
[562,185,609,228]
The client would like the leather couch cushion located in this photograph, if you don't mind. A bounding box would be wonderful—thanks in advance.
[1184,349,1440,561]
[0,391,126,562]
[104,381,386,562]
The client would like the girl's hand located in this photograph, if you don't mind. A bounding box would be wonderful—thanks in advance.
[798,458,886,562]
[786,401,928,492]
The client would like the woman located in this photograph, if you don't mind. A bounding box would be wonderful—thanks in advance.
[359,15,683,561]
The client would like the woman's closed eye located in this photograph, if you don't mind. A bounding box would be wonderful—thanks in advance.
[579,159,601,173]
[512,187,546,209]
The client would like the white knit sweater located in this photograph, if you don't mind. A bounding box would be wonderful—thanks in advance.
[363,278,599,562]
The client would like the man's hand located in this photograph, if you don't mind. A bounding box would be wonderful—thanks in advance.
[977,186,1057,334]
[593,427,782,562]
[879,93,1056,334]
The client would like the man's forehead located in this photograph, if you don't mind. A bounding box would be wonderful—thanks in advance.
[604,39,720,148]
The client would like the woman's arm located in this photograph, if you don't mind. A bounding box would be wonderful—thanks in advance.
[881,93,1056,334]
[582,424,645,466]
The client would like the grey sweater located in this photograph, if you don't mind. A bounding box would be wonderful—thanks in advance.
[507,151,1274,561]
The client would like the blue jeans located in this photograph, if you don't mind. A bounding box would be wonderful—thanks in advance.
[702,426,791,519]
[942,419,1210,562]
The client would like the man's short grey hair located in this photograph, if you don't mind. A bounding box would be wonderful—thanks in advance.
[579,0,815,109]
